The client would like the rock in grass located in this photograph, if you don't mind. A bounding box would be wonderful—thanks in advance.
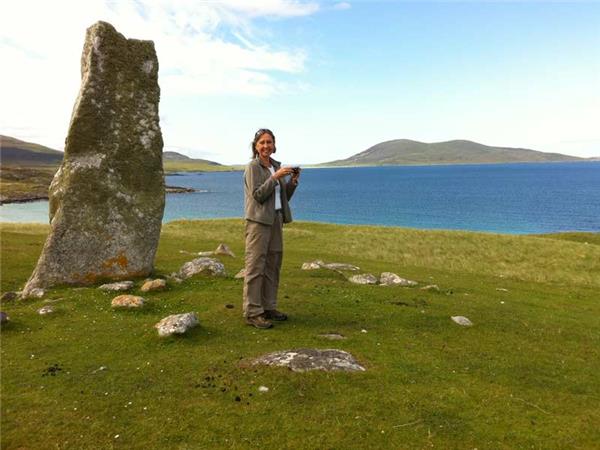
[37,306,55,315]
[379,272,418,287]
[166,273,183,284]
[1,292,19,302]
[451,316,473,327]
[21,21,164,296]
[318,333,346,340]
[214,243,235,257]
[155,312,199,337]
[348,274,378,285]
[179,257,226,279]
[301,260,360,272]
[322,262,360,271]
[22,288,45,299]
[301,260,324,270]
[420,284,440,292]
[140,279,166,292]
[250,349,365,372]
[0,312,9,324]
[99,281,134,292]
[111,295,145,309]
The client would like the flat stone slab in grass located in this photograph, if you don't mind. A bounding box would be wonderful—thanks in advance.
[451,316,473,327]
[99,281,134,292]
[155,312,199,337]
[380,272,418,287]
[318,333,347,340]
[322,262,360,271]
[250,349,365,372]
[140,279,166,292]
[179,257,226,279]
[301,260,324,270]
[301,260,360,271]
[111,295,145,308]
[348,274,378,285]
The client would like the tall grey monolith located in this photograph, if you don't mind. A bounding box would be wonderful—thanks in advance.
[22,21,165,295]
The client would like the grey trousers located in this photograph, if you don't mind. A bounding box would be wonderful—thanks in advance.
[243,212,283,318]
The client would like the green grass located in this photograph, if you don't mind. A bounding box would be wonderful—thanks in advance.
[1,221,599,449]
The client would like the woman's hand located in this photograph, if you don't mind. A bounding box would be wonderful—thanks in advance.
[271,167,294,180]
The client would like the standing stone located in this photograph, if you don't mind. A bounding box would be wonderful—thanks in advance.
[22,21,164,296]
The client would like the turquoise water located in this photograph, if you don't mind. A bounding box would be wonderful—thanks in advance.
[2,162,599,234]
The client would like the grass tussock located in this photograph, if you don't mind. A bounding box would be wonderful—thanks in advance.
[1,220,599,449]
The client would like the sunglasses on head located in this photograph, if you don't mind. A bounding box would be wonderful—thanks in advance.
[255,128,273,137]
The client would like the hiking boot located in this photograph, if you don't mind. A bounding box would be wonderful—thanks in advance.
[264,309,288,321]
[245,314,273,329]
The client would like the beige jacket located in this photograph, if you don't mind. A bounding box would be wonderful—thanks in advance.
[244,157,297,225]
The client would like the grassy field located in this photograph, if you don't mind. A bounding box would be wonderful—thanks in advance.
[1,220,599,449]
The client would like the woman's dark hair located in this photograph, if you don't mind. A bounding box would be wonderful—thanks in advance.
[251,128,276,158]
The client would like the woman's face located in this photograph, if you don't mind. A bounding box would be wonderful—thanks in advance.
[255,133,275,160]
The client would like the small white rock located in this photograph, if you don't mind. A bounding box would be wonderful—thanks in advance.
[37,306,54,315]
[258,386,269,393]
[451,316,473,327]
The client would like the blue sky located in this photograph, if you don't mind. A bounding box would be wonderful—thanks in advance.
[1,1,599,164]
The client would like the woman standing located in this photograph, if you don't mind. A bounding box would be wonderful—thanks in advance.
[243,129,300,329]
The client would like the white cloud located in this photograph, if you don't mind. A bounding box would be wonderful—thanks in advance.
[0,0,316,150]
[333,2,352,10]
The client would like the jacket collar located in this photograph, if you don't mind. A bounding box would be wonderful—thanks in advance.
[255,156,280,169]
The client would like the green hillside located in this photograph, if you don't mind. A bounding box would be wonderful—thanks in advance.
[0,135,64,166]
[322,139,583,166]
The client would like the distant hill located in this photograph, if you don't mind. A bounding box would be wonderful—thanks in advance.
[0,136,227,169]
[321,139,584,166]
[0,135,64,165]
[163,150,222,166]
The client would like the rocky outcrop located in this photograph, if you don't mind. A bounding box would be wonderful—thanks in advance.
[249,349,365,372]
[155,312,199,337]
[22,21,164,296]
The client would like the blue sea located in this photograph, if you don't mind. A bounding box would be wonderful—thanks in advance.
[2,162,599,234]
